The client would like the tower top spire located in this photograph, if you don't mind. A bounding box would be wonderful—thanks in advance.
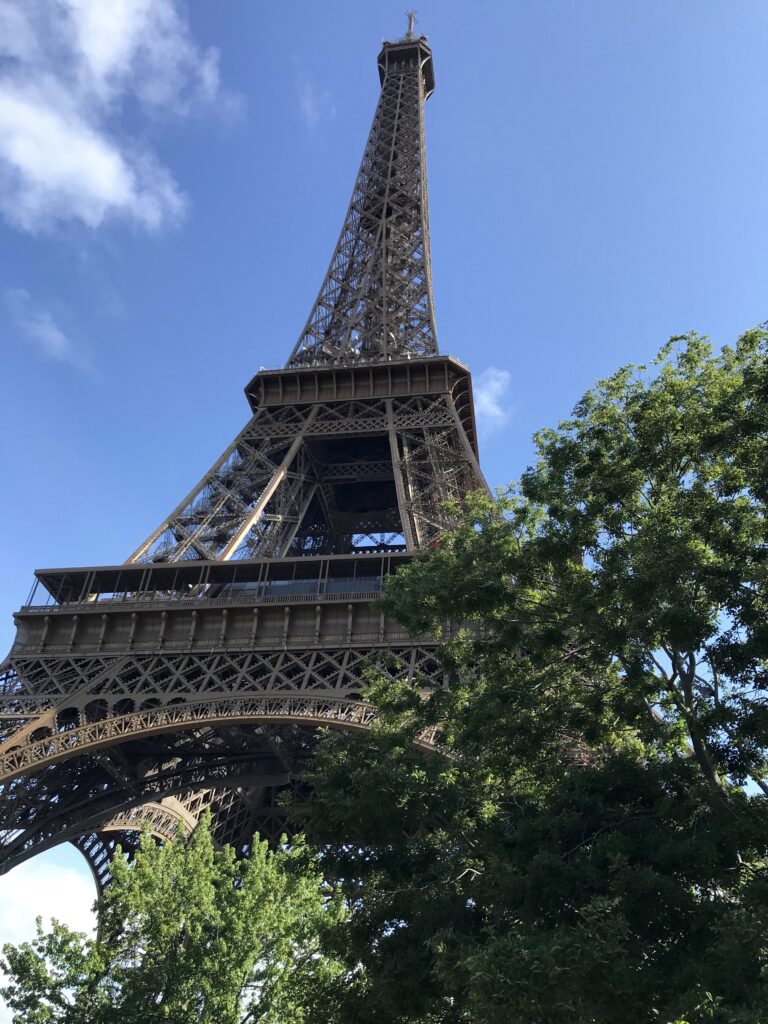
[285,27,437,369]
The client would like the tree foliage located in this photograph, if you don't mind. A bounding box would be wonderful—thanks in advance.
[1,815,343,1024]
[299,329,768,1023]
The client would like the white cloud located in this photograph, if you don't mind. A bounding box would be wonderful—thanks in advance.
[0,851,96,945]
[474,367,513,434]
[0,0,236,233]
[298,78,336,129]
[5,287,82,367]
[0,850,96,1024]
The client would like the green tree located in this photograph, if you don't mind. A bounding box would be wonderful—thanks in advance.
[1,814,344,1024]
[301,329,768,1023]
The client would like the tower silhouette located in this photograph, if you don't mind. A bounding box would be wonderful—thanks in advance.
[0,26,487,887]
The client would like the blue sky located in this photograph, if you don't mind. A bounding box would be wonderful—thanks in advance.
[1,0,767,988]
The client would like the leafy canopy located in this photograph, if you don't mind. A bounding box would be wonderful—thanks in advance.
[1,814,344,1024]
[299,329,768,1024]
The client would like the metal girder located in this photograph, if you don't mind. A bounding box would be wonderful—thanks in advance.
[126,389,484,565]
[286,36,437,367]
[0,641,445,871]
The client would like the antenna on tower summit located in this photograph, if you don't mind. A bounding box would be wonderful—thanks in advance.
[406,10,417,39]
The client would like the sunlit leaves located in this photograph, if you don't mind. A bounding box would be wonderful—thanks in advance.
[300,329,768,1023]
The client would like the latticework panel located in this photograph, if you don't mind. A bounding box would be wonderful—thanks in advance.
[287,38,437,367]
[0,643,443,872]
[128,390,483,565]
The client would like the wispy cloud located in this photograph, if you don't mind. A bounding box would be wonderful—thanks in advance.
[474,367,513,435]
[6,287,84,368]
[0,0,238,234]
[0,854,95,945]
[0,853,95,1024]
[297,77,336,129]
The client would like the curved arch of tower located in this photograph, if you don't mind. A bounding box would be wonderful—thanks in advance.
[0,25,487,882]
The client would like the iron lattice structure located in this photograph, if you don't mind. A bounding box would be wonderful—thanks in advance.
[288,35,437,367]
[0,29,487,883]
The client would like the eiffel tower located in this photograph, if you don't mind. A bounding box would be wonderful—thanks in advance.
[0,22,487,888]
